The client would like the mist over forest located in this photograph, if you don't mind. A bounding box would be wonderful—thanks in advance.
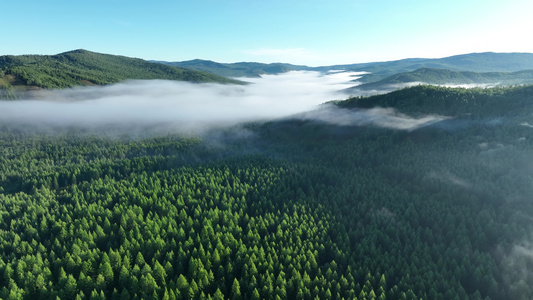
[1,50,533,300]
[0,71,358,133]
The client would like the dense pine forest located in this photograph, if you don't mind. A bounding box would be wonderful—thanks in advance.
[1,84,533,299]
[0,50,240,95]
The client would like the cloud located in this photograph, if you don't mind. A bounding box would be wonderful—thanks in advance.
[425,170,472,189]
[439,83,498,89]
[500,241,533,298]
[0,71,356,135]
[0,71,454,137]
[347,81,500,98]
[293,104,450,130]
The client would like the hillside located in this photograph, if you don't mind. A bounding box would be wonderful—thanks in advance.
[154,53,533,82]
[0,50,241,92]
[331,52,533,83]
[339,84,533,117]
[153,59,310,78]
[348,68,533,92]
[1,85,533,299]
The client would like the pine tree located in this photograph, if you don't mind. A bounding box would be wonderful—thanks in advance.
[231,278,242,300]
[213,288,225,300]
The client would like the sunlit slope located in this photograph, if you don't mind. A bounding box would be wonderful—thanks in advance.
[0,49,241,90]
[339,84,533,117]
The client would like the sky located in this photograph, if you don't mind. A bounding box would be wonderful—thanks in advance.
[2,0,533,66]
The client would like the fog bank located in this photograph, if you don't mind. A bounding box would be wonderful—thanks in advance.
[0,71,359,135]
[294,104,450,131]
[0,71,452,135]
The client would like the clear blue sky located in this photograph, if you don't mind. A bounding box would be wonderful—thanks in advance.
[2,0,532,66]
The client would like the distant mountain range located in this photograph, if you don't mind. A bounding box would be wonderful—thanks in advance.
[151,59,310,78]
[156,52,533,80]
[0,50,241,92]
[322,52,533,80]
[3,50,533,100]
[347,68,533,94]
[154,52,533,94]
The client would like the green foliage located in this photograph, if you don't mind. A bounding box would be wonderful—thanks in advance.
[352,68,533,92]
[0,85,532,299]
[157,59,309,78]
[0,49,241,90]
[340,84,533,118]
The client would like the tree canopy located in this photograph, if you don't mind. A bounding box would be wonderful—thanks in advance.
[1,84,533,299]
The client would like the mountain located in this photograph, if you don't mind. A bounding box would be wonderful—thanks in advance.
[153,59,310,78]
[339,83,533,118]
[347,68,533,93]
[3,50,533,300]
[327,52,533,82]
[153,53,533,95]
[0,49,241,91]
[154,52,533,81]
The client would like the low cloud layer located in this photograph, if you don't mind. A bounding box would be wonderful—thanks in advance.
[1,71,451,136]
[501,241,533,298]
[0,71,358,135]
[347,81,503,97]
[294,105,450,131]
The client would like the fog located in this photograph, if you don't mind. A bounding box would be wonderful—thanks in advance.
[294,104,450,131]
[0,71,364,135]
[501,241,533,297]
[0,70,453,136]
[346,81,502,97]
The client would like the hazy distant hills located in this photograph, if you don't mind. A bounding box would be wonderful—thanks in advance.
[155,52,533,94]
[156,52,533,80]
[3,50,533,99]
[0,49,241,91]
[327,52,533,82]
[347,68,533,93]
[152,59,310,78]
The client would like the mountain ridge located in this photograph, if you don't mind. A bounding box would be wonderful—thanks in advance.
[0,49,242,93]
[152,59,310,78]
[154,52,533,79]
[4,50,533,100]
[347,67,533,93]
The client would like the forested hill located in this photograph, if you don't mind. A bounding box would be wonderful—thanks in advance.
[348,68,533,92]
[153,52,533,80]
[0,50,241,90]
[152,59,310,78]
[333,52,533,83]
[339,84,533,117]
[1,84,533,299]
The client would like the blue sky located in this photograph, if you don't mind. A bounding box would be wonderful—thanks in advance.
[3,0,533,66]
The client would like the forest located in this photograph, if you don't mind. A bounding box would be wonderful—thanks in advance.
[349,68,533,93]
[0,50,240,95]
[0,84,533,299]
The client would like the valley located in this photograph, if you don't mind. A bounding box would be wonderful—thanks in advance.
[1,50,533,299]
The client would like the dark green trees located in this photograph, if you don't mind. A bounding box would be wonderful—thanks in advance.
[1,85,533,299]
